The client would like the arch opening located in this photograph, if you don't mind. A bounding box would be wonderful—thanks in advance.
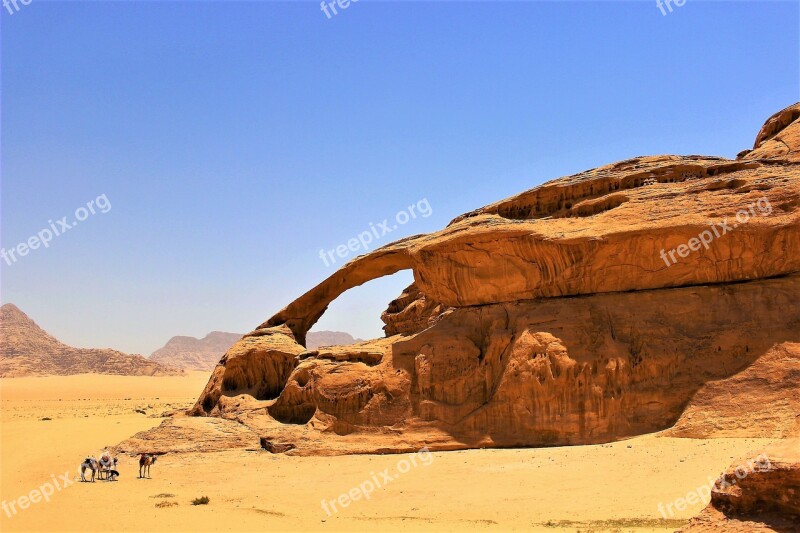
[308,269,415,346]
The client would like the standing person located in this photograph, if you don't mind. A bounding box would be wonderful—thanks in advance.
[99,451,113,480]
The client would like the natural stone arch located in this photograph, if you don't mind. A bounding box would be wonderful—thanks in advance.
[262,239,419,345]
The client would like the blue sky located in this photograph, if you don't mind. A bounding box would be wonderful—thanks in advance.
[1,0,798,355]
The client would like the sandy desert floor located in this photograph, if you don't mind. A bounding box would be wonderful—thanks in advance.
[0,373,778,533]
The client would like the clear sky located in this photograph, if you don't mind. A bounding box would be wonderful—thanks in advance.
[1,0,798,355]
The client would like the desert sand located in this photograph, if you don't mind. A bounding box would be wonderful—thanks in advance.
[0,373,779,532]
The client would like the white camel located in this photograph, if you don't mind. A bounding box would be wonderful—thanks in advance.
[80,457,99,482]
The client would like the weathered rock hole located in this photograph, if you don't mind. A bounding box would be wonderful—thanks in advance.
[255,385,283,401]
[294,369,310,388]
[216,349,299,403]
[565,194,629,218]
[268,404,316,425]
[222,376,239,392]
[202,396,215,413]
[704,178,748,191]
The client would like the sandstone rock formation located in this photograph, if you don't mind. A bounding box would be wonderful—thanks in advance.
[263,110,800,344]
[183,277,798,455]
[150,330,361,371]
[123,103,800,459]
[381,282,446,337]
[0,304,181,377]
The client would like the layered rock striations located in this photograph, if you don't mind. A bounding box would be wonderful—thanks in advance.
[187,277,799,453]
[122,104,800,458]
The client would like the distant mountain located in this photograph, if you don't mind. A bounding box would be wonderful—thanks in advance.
[306,331,361,350]
[150,332,242,371]
[0,304,181,377]
[150,330,362,371]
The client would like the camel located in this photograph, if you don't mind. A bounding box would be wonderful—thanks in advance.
[138,453,157,478]
[80,457,99,482]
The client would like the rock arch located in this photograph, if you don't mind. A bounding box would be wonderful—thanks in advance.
[262,240,418,346]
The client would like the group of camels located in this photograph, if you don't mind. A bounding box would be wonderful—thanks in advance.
[79,452,158,482]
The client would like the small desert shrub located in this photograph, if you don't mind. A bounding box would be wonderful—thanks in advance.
[155,501,178,508]
[151,493,176,499]
[191,496,210,506]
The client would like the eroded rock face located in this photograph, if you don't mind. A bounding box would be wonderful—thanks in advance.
[172,104,800,455]
[381,283,447,336]
[395,278,799,446]
[193,276,799,450]
[667,342,800,439]
[745,103,800,162]
[191,325,305,415]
